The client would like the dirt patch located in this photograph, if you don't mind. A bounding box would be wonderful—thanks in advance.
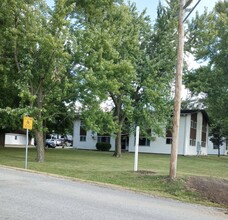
[186,176,228,208]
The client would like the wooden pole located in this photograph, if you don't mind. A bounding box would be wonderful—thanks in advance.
[169,0,185,180]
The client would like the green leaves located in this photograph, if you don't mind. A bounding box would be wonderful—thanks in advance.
[71,1,178,156]
[185,1,228,136]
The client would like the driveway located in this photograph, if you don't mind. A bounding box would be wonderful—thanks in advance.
[0,166,227,220]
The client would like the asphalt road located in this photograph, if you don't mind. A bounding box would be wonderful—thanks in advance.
[0,167,227,220]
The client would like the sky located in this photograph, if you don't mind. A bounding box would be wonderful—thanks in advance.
[128,0,218,21]
[46,0,218,22]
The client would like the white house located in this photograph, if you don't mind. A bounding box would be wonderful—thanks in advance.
[73,110,210,156]
[4,132,35,147]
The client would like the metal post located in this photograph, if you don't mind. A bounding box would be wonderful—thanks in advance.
[25,128,29,169]
[134,126,140,172]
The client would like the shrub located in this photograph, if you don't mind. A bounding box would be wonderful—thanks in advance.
[96,142,111,151]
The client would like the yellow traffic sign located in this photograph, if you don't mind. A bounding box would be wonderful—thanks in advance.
[23,116,33,130]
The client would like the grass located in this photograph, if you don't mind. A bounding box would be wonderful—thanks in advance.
[0,147,228,207]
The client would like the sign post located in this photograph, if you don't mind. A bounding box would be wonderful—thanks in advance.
[134,126,140,172]
[23,116,33,169]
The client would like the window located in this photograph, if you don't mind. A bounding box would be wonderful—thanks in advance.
[139,137,150,146]
[15,136,17,140]
[166,138,172,144]
[190,114,197,147]
[201,118,207,148]
[97,134,110,144]
[138,129,151,147]
[166,129,172,145]
[213,144,219,149]
[190,139,196,146]
[80,136,86,142]
[201,141,206,147]
[80,120,85,126]
[191,120,197,129]
[80,120,87,142]
[202,125,207,133]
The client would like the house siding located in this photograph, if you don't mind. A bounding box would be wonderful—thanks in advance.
[208,138,228,155]
[73,111,209,155]
[5,133,26,146]
[73,120,115,151]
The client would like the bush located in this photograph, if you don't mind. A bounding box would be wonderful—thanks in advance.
[96,142,111,151]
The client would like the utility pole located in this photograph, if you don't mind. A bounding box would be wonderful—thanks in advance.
[169,0,185,180]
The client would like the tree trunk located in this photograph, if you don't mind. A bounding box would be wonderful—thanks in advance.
[113,130,122,157]
[218,146,220,158]
[35,80,45,162]
[35,129,45,162]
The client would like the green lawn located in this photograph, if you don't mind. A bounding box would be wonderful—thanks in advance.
[1,147,228,207]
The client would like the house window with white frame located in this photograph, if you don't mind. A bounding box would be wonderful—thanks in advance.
[139,129,151,147]
[190,113,197,146]
[97,134,110,144]
[201,119,207,148]
[139,137,150,146]
[166,129,172,145]
[213,143,219,149]
[190,139,196,146]
[201,141,206,147]
[80,120,87,142]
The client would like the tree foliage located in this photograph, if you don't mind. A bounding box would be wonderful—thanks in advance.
[0,0,180,160]
[185,0,228,136]
[0,0,75,161]
[72,1,178,156]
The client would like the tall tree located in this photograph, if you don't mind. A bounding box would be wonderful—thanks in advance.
[185,0,228,136]
[0,0,75,162]
[72,1,178,157]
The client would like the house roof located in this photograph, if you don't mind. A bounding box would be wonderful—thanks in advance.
[181,109,209,122]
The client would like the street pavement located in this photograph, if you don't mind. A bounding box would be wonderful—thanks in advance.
[0,166,227,220]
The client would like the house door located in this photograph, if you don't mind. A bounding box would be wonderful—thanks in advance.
[121,135,129,150]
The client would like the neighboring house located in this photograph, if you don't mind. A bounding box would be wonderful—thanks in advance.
[208,138,228,155]
[73,110,210,156]
[4,131,35,147]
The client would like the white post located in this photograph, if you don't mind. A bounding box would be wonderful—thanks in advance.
[25,128,29,169]
[134,126,140,172]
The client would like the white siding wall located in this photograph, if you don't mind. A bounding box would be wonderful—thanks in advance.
[129,116,188,155]
[207,139,228,155]
[5,133,26,146]
[185,112,208,156]
[129,135,172,154]
[73,120,115,151]
[73,112,209,155]
[183,114,191,155]
[128,112,208,156]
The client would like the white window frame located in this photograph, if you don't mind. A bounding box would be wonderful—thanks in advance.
[191,120,197,129]
[80,135,86,142]
[190,139,196,146]
[139,137,150,147]
[201,141,206,147]
[166,137,172,145]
